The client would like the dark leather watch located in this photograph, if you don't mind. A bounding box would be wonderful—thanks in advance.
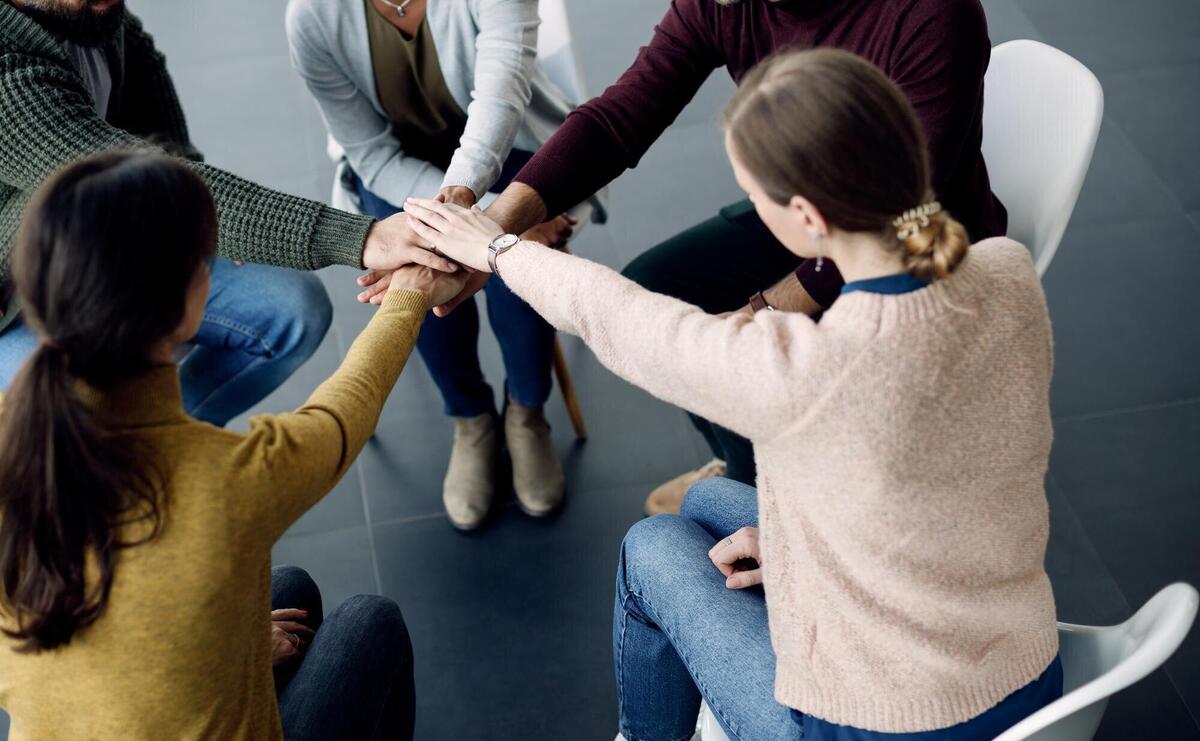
[749,290,775,313]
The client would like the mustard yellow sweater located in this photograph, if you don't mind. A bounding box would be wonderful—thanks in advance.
[0,290,426,740]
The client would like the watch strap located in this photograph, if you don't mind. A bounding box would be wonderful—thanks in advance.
[749,290,775,313]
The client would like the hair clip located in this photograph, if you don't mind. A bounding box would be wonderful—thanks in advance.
[893,201,942,240]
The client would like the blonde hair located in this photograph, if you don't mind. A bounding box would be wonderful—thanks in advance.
[722,48,968,281]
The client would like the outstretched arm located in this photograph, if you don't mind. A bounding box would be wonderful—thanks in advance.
[488,0,724,235]
[406,199,820,441]
[232,266,467,543]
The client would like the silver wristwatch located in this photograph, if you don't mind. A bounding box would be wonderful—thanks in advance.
[487,233,520,277]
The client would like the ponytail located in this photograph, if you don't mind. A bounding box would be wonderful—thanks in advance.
[0,344,163,653]
[0,153,211,653]
[896,201,969,281]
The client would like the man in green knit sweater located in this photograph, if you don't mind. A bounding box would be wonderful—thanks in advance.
[0,0,454,425]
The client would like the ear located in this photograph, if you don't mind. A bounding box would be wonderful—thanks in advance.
[789,194,829,239]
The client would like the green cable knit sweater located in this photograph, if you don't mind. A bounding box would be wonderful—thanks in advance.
[0,4,374,331]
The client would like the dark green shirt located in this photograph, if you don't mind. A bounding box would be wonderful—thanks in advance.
[0,5,374,331]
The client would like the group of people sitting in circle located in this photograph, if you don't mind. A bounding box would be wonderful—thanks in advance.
[0,0,1064,739]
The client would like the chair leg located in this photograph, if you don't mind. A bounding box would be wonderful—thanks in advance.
[552,337,587,440]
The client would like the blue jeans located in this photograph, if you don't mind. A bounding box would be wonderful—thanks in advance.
[616,478,1063,741]
[352,167,554,418]
[0,258,332,427]
[272,566,415,741]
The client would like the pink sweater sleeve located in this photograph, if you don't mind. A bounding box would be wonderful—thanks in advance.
[499,242,822,441]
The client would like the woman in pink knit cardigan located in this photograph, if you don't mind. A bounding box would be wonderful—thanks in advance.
[407,49,1063,741]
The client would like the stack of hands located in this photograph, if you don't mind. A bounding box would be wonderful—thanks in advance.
[356,186,576,315]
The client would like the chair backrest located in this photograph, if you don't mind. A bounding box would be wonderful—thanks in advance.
[981,40,1103,277]
[537,0,587,104]
[995,582,1199,741]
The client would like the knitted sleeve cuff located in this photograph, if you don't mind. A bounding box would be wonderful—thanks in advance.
[309,206,375,269]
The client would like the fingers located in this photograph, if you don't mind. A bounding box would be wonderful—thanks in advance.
[358,272,392,303]
[274,621,316,642]
[405,215,446,251]
[725,567,764,590]
[407,197,469,220]
[361,279,390,304]
[433,271,489,317]
[357,270,386,288]
[271,609,308,621]
[399,243,459,273]
[707,527,761,576]
[404,200,452,230]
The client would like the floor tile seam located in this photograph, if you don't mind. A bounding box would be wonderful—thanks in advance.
[1046,475,1198,728]
[1045,474,1132,616]
[1100,57,1200,83]
[1052,395,1200,425]
[357,457,385,595]
[1093,113,1194,218]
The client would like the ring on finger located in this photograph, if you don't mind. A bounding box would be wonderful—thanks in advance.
[288,632,300,647]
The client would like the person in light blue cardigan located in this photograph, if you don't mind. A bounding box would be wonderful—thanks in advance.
[287,0,601,530]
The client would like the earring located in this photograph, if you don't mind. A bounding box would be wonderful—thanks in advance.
[814,232,825,272]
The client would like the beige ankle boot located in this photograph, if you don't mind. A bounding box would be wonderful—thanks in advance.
[643,458,727,516]
[504,401,565,517]
[443,413,498,531]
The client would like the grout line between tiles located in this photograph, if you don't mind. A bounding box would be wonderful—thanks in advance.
[1053,395,1200,425]
[1049,473,1200,732]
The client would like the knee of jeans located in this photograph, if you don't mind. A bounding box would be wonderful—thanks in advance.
[272,565,321,611]
[272,273,332,358]
[620,516,692,590]
[334,594,413,663]
[680,481,721,523]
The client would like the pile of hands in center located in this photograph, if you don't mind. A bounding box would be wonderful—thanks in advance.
[354,184,578,316]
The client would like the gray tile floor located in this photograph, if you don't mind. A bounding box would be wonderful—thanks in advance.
[2,1,1198,739]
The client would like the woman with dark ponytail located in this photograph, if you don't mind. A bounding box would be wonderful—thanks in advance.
[0,153,465,739]
[409,49,1063,740]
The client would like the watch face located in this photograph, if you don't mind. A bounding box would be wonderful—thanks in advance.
[493,233,520,250]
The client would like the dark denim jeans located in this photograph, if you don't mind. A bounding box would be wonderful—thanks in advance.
[272,566,415,741]
[352,154,554,417]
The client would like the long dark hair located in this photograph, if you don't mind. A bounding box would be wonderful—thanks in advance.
[0,152,217,652]
[723,49,969,280]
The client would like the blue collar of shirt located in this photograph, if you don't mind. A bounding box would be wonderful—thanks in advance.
[840,272,929,296]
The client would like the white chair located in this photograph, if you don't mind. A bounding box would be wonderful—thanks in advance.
[996,582,1199,741]
[981,40,1103,277]
[696,583,1199,741]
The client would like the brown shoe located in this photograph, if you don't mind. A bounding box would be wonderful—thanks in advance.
[443,413,498,531]
[644,459,727,516]
[505,401,565,517]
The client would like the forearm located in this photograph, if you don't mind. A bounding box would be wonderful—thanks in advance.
[485,182,549,236]
[737,259,846,316]
[246,289,427,536]
[497,241,787,439]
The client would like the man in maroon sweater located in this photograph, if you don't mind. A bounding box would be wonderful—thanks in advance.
[467,0,1005,513]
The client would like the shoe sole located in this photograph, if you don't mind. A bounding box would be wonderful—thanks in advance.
[517,500,560,519]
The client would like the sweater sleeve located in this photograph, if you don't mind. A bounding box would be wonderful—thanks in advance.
[232,290,426,543]
[284,0,448,210]
[0,56,371,274]
[441,0,539,198]
[499,242,820,441]
[511,0,723,217]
